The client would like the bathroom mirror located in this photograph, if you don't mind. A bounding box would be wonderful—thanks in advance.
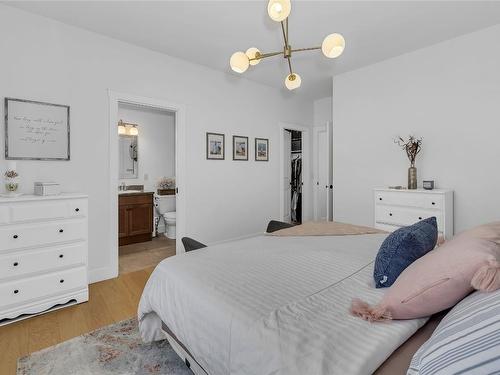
[119,134,138,179]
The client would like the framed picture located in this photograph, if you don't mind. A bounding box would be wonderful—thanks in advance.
[255,138,269,161]
[232,135,248,161]
[206,132,225,160]
[5,98,70,160]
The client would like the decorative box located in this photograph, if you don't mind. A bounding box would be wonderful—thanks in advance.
[34,182,61,196]
[423,180,435,190]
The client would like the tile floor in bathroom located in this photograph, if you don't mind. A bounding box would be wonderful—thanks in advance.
[119,236,176,274]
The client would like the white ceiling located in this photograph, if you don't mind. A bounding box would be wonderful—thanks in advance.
[6,1,500,100]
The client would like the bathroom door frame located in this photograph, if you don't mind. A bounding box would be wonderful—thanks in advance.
[108,90,186,279]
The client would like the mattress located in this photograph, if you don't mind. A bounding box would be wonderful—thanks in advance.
[138,234,428,375]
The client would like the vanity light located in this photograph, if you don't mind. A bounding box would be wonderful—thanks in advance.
[118,120,139,136]
[230,0,345,90]
[128,126,139,136]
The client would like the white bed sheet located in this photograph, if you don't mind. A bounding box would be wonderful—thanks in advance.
[138,234,427,375]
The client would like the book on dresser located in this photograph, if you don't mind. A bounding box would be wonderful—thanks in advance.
[374,188,454,240]
[0,193,88,325]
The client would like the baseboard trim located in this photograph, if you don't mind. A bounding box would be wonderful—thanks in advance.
[89,266,117,284]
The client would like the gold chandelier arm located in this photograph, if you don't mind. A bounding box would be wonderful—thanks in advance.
[281,20,288,46]
[248,50,283,62]
[287,56,293,75]
[290,46,322,53]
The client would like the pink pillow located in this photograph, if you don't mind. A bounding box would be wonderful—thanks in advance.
[456,221,500,246]
[351,236,500,321]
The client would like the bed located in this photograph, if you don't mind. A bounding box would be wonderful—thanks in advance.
[138,229,434,375]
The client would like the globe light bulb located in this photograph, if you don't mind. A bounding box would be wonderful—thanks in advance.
[267,0,291,22]
[230,51,250,73]
[321,33,345,58]
[246,47,261,66]
[285,73,301,90]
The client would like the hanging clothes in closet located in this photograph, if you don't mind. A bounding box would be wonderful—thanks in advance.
[291,155,302,223]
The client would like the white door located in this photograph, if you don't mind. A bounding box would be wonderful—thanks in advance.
[313,123,333,221]
[326,121,334,221]
[283,131,292,223]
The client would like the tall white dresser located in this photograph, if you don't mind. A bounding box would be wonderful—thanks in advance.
[0,193,88,325]
[374,188,454,239]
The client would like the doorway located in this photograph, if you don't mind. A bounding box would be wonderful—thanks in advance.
[117,103,176,274]
[279,122,310,224]
[108,91,186,280]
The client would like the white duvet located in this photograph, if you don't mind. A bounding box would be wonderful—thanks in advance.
[138,234,427,375]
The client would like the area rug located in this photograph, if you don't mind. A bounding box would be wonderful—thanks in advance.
[17,318,192,375]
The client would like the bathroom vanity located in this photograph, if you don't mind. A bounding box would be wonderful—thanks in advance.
[118,192,154,246]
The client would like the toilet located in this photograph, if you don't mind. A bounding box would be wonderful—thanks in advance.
[155,194,176,239]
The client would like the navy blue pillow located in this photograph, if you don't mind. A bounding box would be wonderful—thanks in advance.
[374,217,438,288]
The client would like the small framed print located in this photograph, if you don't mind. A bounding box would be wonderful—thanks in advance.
[255,138,269,161]
[232,135,248,161]
[206,132,225,160]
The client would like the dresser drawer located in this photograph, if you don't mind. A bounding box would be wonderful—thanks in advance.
[0,267,87,309]
[5,199,88,224]
[375,206,443,230]
[375,191,444,210]
[0,242,86,281]
[0,220,87,251]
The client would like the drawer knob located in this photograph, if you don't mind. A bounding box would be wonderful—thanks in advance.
[13,234,18,239]
[13,262,19,267]
[379,197,382,201]
[418,216,423,220]
[389,213,393,216]
[75,208,80,212]
[59,229,64,233]
[432,202,436,205]
[59,254,64,258]
[60,279,65,283]
[14,289,19,294]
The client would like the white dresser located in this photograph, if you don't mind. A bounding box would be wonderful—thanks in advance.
[374,188,454,239]
[0,193,88,325]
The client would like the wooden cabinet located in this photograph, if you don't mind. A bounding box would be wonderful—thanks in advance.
[119,193,153,246]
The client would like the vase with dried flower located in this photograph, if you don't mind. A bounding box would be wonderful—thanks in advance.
[395,135,422,189]
[4,169,20,195]
[157,177,176,196]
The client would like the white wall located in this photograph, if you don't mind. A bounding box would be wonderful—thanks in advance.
[0,5,313,282]
[333,24,500,233]
[313,96,332,127]
[118,104,175,192]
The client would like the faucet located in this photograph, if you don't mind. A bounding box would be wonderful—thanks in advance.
[119,182,126,191]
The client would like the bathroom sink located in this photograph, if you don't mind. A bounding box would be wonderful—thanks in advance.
[118,190,143,194]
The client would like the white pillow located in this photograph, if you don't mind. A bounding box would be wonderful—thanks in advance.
[408,289,500,374]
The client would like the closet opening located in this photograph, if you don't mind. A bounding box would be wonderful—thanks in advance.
[287,130,303,224]
[279,122,310,225]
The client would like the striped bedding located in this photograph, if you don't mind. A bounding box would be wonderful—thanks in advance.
[138,234,427,375]
[408,290,500,375]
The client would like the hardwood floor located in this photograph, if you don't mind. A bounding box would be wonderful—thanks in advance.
[0,267,154,375]
[119,236,176,274]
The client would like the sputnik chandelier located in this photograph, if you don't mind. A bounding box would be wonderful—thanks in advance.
[230,0,345,90]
